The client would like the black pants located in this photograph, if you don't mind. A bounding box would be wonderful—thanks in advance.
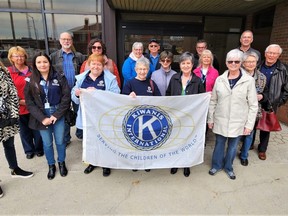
[3,136,18,169]
[258,130,270,152]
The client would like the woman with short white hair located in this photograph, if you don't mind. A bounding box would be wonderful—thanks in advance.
[207,49,258,180]
[122,42,152,86]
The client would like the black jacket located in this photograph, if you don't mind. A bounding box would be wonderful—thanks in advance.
[166,72,205,96]
[24,71,71,130]
[259,60,288,111]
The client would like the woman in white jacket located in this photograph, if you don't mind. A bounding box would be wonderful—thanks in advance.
[207,49,258,180]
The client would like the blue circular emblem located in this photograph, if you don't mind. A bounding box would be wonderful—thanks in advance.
[122,105,173,151]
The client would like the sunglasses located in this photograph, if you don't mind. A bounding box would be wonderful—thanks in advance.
[227,61,240,64]
[92,46,102,50]
[161,59,172,63]
[149,45,158,48]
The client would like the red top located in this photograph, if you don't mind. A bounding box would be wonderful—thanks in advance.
[7,65,32,115]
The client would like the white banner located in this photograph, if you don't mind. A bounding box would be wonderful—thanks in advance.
[81,90,211,170]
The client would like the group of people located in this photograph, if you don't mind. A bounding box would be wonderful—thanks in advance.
[0,29,287,197]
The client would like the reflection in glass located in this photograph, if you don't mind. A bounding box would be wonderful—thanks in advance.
[46,14,101,54]
[44,0,101,13]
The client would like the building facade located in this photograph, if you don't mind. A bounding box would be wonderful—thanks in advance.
[0,0,287,121]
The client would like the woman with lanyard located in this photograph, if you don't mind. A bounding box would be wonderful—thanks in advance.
[72,54,120,177]
[166,51,205,177]
[24,52,71,180]
[193,49,219,92]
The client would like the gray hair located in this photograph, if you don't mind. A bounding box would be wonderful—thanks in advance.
[135,57,150,71]
[132,42,143,50]
[179,52,194,64]
[226,49,243,62]
[241,30,253,39]
[59,31,73,39]
[243,51,259,62]
[265,44,283,55]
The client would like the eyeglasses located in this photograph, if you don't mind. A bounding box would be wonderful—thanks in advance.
[227,61,241,64]
[244,60,257,64]
[266,52,279,56]
[12,55,25,58]
[161,59,172,63]
[92,46,102,50]
[149,45,158,48]
[60,38,72,41]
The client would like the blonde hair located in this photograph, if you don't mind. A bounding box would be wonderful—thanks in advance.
[8,46,28,65]
[198,49,214,68]
[87,54,105,66]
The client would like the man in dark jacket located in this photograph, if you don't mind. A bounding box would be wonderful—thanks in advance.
[50,32,85,146]
[258,44,288,160]
[193,39,220,71]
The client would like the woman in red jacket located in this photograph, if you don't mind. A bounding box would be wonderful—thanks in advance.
[7,46,43,159]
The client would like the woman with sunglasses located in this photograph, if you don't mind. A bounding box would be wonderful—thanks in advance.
[80,38,121,88]
[207,49,258,180]
[151,51,177,96]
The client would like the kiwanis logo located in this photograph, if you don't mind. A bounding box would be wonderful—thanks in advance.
[122,105,173,151]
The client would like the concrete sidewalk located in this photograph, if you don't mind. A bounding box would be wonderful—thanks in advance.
[0,124,288,215]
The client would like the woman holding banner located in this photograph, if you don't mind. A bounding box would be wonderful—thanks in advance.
[72,54,120,177]
[166,51,205,177]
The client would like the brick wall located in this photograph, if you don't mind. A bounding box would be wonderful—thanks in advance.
[270,2,288,124]
[270,2,288,64]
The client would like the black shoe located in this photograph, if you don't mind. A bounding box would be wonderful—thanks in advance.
[240,159,249,166]
[225,170,236,180]
[58,162,68,177]
[26,153,34,159]
[132,169,138,172]
[36,152,44,157]
[145,169,151,172]
[11,167,34,178]
[47,164,56,180]
[170,168,178,174]
[66,141,71,148]
[76,134,83,140]
[84,164,96,174]
[0,185,3,198]
[183,168,190,177]
[103,168,111,177]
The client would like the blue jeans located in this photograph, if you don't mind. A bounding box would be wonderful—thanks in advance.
[19,113,43,154]
[240,129,255,160]
[39,107,66,165]
[211,134,241,172]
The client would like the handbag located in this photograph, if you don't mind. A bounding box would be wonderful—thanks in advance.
[256,104,282,132]
[65,106,77,127]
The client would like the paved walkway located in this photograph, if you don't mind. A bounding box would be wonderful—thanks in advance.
[0,125,288,215]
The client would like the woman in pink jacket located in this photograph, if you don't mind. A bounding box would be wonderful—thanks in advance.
[193,49,219,92]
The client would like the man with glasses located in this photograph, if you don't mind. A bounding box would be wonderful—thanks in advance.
[145,39,161,73]
[194,39,219,71]
[50,32,85,147]
[257,44,288,160]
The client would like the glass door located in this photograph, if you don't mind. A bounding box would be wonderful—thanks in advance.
[117,21,203,72]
